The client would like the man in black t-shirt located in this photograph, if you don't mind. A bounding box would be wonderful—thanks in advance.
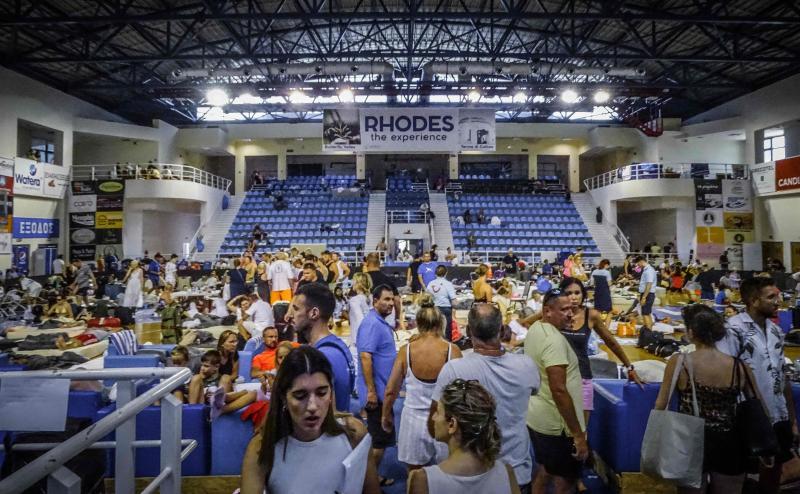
[364,252,403,329]
[502,248,520,275]
[296,262,326,289]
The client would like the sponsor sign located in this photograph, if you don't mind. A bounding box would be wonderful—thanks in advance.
[12,245,29,274]
[96,195,123,211]
[69,213,95,229]
[696,210,723,228]
[95,211,123,229]
[12,217,60,239]
[721,179,752,212]
[13,158,43,196]
[723,212,754,230]
[0,157,13,178]
[97,244,122,259]
[696,226,725,245]
[725,231,754,244]
[322,108,496,152]
[694,179,723,210]
[42,165,69,199]
[95,228,122,245]
[70,228,96,245]
[71,181,97,195]
[97,180,125,195]
[68,194,97,213]
[458,109,496,151]
[69,245,96,262]
[751,161,776,195]
[776,155,800,192]
[0,233,11,255]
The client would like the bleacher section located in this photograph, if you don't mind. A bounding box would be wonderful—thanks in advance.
[448,193,599,254]
[386,177,428,210]
[220,176,367,255]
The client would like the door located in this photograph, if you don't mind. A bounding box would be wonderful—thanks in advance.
[791,242,800,273]
[761,241,784,270]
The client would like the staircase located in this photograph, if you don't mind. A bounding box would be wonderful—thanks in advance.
[428,192,454,253]
[571,193,627,266]
[364,192,386,252]
[194,195,244,261]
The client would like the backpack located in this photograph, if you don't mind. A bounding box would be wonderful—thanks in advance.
[317,337,356,395]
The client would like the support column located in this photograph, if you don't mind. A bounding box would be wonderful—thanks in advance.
[234,151,246,196]
[568,151,580,192]
[528,153,538,179]
[277,152,287,180]
[675,205,695,264]
[448,154,459,180]
[356,153,366,180]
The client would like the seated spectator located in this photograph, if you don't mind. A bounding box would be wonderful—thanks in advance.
[408,379,519,494]
[188,350,233,404]
[490,215,502,227]
[240,346,380,494]
[168,345,192,402]
[46,290,74,319]
[217,330,240,379]
[467,232,477,249]
[463,209,472,225]
[146,164,161,179]
[252,224,264,242]
[273,194,288,211]
[251,326,281,379]
[477,208,486,224]
[397,250,413,263]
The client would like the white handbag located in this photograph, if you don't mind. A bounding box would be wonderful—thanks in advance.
[640,353,705,488]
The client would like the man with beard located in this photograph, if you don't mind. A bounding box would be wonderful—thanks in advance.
[284,283,354,413]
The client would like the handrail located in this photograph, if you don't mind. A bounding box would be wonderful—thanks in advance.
[71,163,232,192]
[584,162,749,190]
[457,250,600,266]
[386,210,430,224]
[608,223,631,253]
[0,367,192,494]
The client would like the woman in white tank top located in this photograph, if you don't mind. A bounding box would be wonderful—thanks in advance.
[407,379,520,494]
[382,295,462,471]
[241,346,380,494]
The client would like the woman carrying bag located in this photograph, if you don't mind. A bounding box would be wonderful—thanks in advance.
[652,305,766,493]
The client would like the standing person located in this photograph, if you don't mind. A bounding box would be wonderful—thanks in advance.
[409,379,521,494]
[256,253,271,302]
[296,262,325,289]
[321,251,340,290]
[695,264,716,301]
[347,272,373,347]
[70,258,97,305]
[635,255,657,332]
[503,249,520,278]
[427,265,457,341]
[285,284,355,413]
[356,285,400,486]
[472,264,493,303]
[655,305,757,494]
[717,277,798,494]
[382,295,463,472]
[525,290,587,494]
[363,252,403,330]
[267,252,295,303]
[589,259,613,315]
[558,278,643,424]
[375,237,388,254]
[719,249,729,271]
[240,346,380,494]
[407,253,423,294]
[243,254,257,294]
[418,251,438,289]
[332,252,350,284]
[429,244,439,262]
[52,254,65,279]
[431,304,540,491]
[164,254,178,287]
[228,258,248,299]
[121,260,144,308]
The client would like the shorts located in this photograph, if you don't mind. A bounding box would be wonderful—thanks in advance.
[366,400,396,449]
[270,289,292,304]
[397,407,448,466]
[529,428,583,480]
[581,379,594,411]
[640,292,655,316]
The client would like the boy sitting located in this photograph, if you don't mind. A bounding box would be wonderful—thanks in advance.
[188,350,233,404]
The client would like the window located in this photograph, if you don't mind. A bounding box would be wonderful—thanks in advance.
[30,138,55,164]
[763,127,785,162]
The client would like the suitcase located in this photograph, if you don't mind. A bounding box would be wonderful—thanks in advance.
[87,317,122,328]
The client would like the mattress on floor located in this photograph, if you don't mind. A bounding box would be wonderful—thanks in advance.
[5,324,88,340]
[14,339,108,359]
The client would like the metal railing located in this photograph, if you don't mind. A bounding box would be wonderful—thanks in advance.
[460,250,600,266]
[0,367,193,494]
[583,162,749,190]
[609,223,631,253]
[387,210,431,224]
[72,163,232,192]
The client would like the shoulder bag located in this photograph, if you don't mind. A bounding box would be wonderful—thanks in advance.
[735,358,779,458]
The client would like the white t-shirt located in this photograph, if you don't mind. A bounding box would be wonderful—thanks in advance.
[268,260,294,291]
[268,433,354,494]
[247,300,275,326]
[52,258,65,275]
[164,261,177,282]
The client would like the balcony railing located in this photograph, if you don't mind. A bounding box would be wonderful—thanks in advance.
[583,162,748,190]
[386,210,430,224]
[72,163,231,192]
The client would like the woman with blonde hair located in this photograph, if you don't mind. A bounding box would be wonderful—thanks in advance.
[122,259,144,308]
[407,379,520,493]
[472,264,493,303]
[347,272,373,344]
[382,293,462,472]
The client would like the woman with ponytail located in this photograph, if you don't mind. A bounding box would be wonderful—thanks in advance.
[382,293,462,472]
[408,379,520,493]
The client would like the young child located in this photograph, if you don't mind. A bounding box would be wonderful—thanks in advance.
[168,345,191,402]
[188,350,232,404]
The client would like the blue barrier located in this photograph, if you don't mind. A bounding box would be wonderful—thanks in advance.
[210,409,254,475]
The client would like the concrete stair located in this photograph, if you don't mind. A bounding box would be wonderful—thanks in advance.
[193,195,245,261]
[364,192,386,252]
[428,192,454,252]
[571,193,627,266]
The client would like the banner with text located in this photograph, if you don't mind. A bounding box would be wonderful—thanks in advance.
[0,157,13,234]
[322,108,496,152]
[694,179,725,263]
[776,155,800,192]
[68,180,125,262]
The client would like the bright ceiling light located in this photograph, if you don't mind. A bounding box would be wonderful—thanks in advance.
[338,87,355,103]
[205,88,229,107]
[513,91,527,103]
[593,90,611,104]
[288,90,307,104]
[467,90,481,102]
[561,89,579,104]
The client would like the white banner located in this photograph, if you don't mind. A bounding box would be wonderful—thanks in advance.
[43,164,69,199]
[0,157,13,178]
[68,193,96,213]
[751,161,776,195]
[13,158,43,196]
[722,179,753,212]
[0,233,10,255]
[322,108,496,152]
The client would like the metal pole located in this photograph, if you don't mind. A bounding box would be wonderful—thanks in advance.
[115,380,136,494]
[159,394,182,494]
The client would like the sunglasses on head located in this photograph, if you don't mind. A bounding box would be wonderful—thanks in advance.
[543,288,564,305]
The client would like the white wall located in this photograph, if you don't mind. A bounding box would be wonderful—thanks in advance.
[618,209,676,250]
[74,138,159,165]
[754,192,800,269]
[141,211,200,257]
[388,223,431,255]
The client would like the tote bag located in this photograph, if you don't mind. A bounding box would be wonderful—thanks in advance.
[641,353,705,488]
